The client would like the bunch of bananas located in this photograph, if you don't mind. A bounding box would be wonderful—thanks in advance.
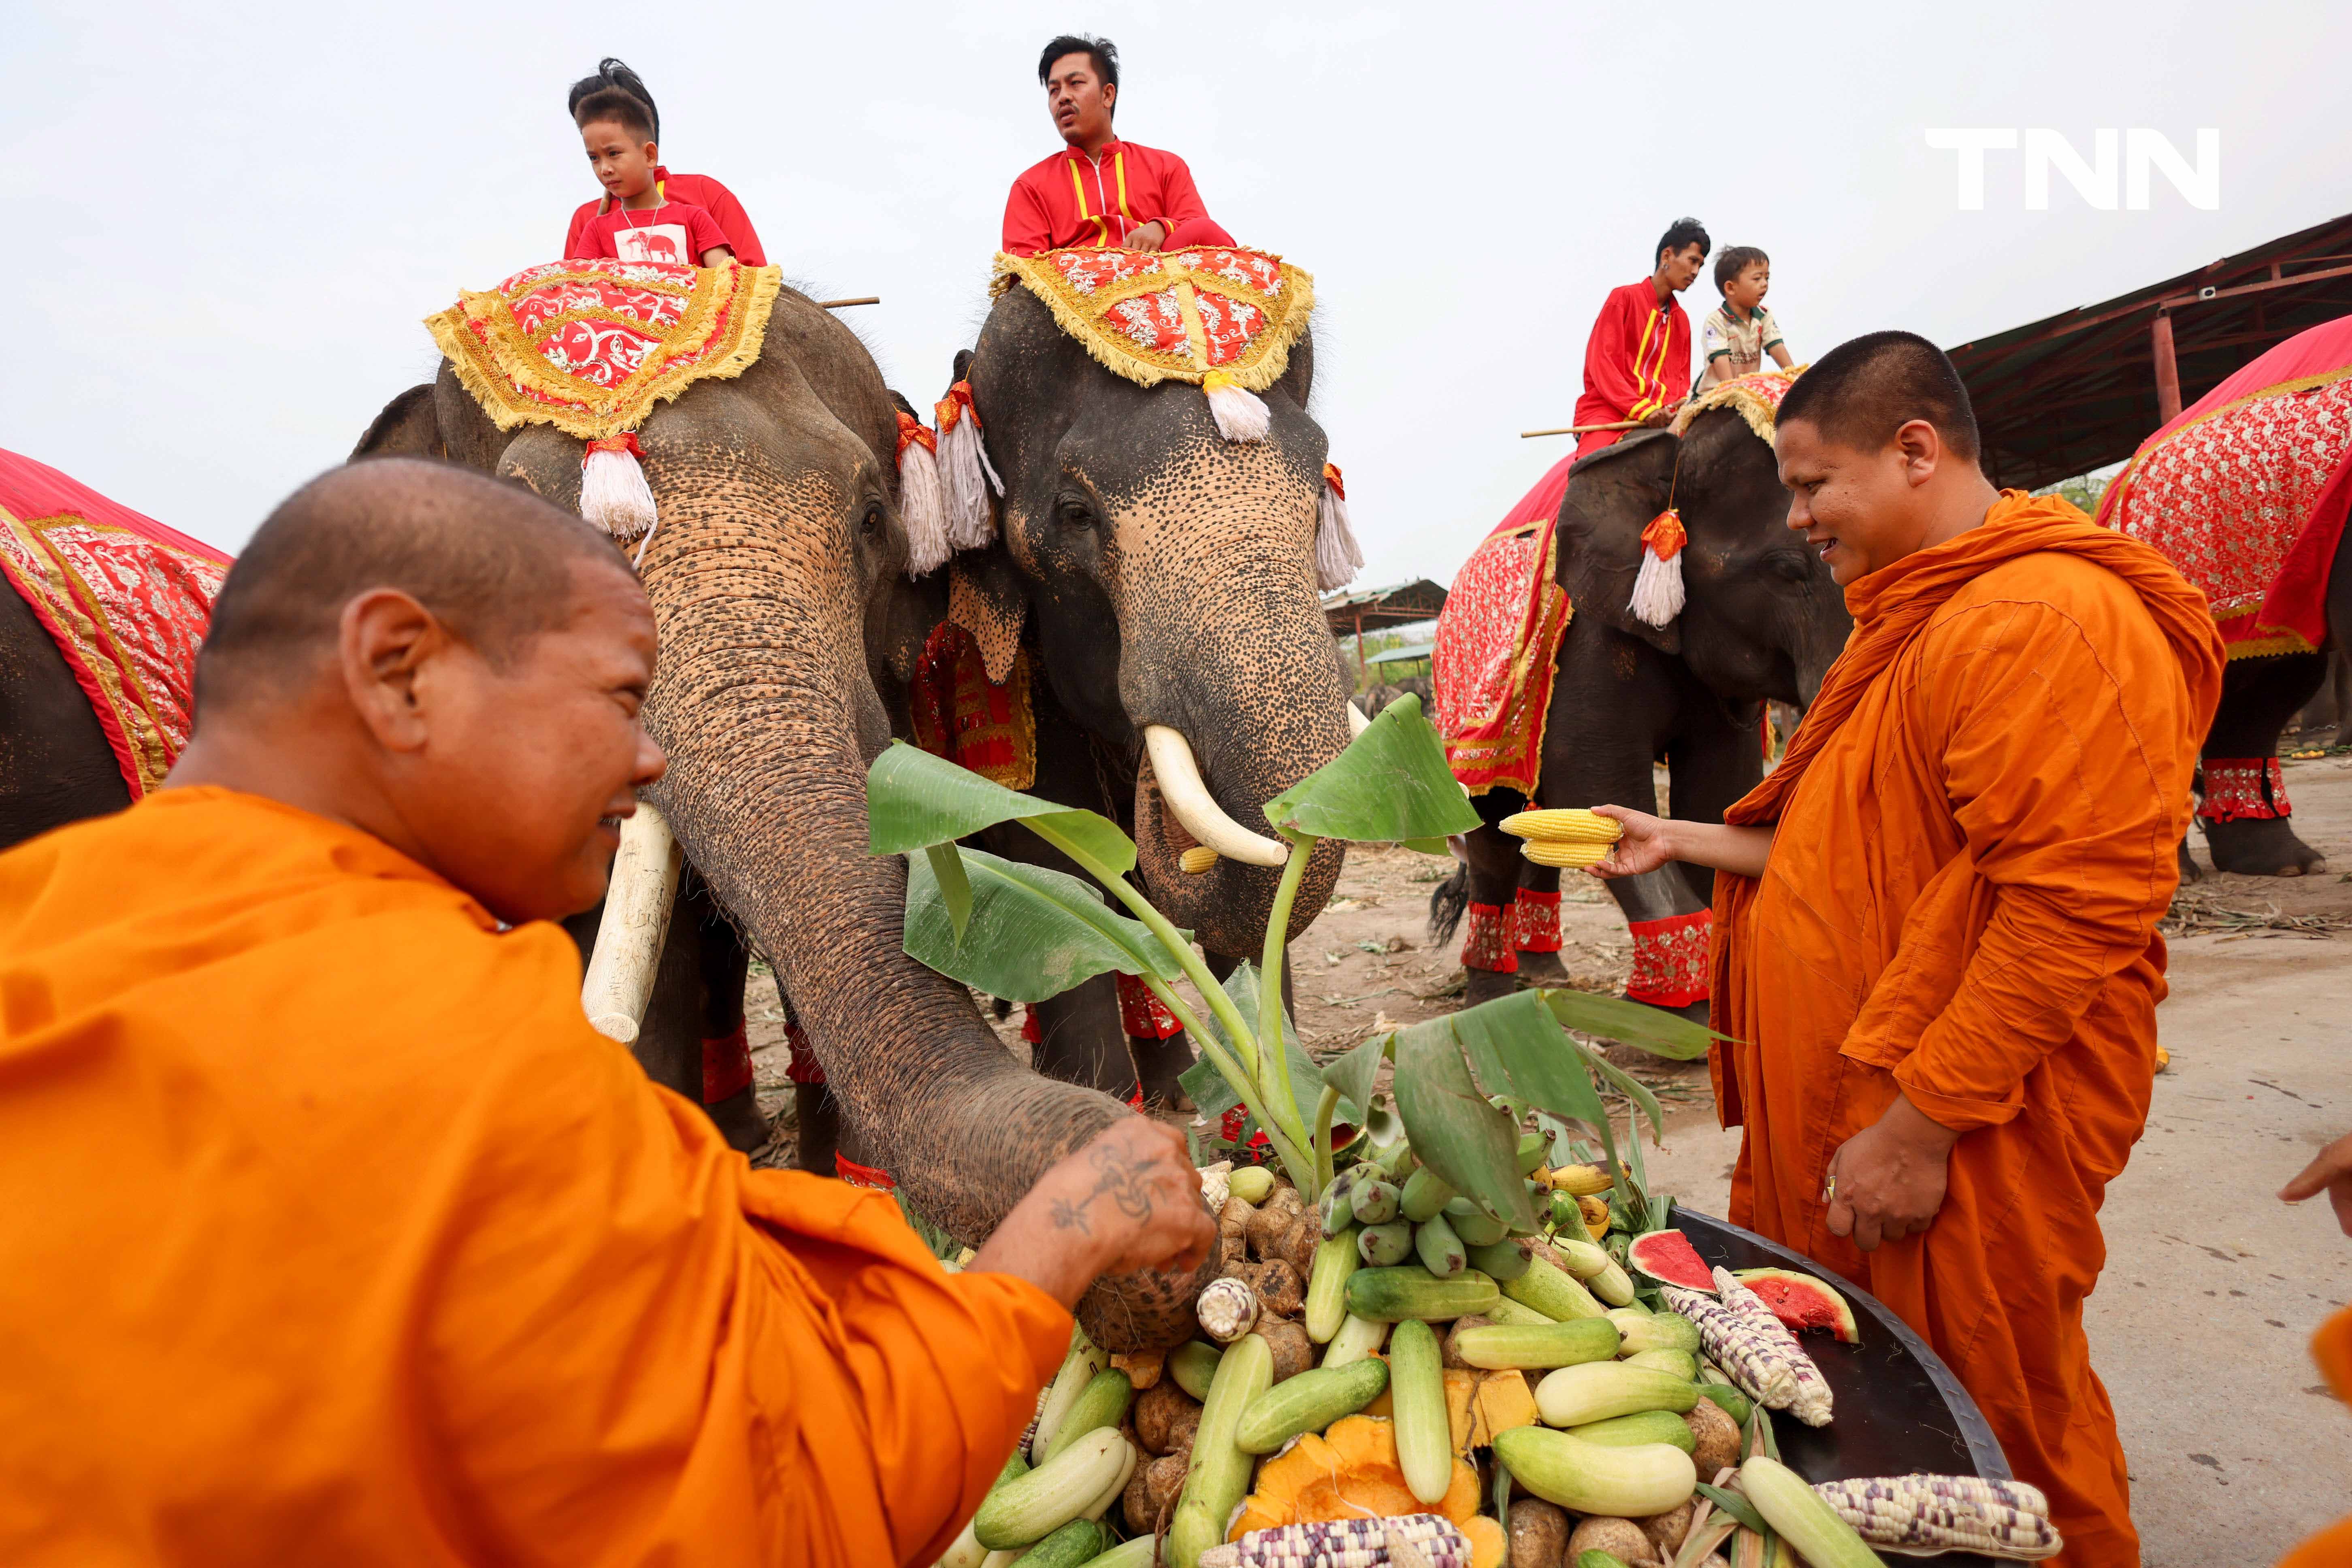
[1498,807,1622,869]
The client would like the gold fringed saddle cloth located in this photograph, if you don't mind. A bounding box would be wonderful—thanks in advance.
[991,247,1313,392]
[1670,364,1804,439]
[425,259,782,439]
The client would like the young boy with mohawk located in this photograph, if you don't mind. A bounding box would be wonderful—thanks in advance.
[565,85,735,268]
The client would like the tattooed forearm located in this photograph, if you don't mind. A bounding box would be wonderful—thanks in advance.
[1049,1144,1159,1232]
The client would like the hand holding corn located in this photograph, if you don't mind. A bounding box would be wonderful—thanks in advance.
[1501,805,1775,880]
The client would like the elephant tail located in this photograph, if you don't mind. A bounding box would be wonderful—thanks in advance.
[1427,861,1469,947]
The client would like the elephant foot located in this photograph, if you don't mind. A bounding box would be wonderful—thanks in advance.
[1513,949,1572,988]
[2177,838,2203,884]
[1130,1033,1197,1114]
[1463,967,1518,1008]
[794,1082,841,1176]
[2204,817,2328,878]
[705,1085,771,1154]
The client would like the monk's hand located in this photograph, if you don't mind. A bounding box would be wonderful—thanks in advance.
[2280,1130,2352,1237]
[1128,221,1169,252]
[1822,1094,1959,1251]
[969,1118,1215,1308]
[1588,804,1675,878]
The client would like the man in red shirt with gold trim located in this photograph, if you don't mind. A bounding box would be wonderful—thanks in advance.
[1572,218,1710,457]
[1002,34,1235,256]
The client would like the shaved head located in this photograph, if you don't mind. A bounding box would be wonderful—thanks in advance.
[1777,330,1981,465]
[196,459,631,709]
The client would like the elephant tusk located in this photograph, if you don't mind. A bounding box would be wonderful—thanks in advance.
[1142,725,1291,868]
[1348,702,1372,735]
[580,802,685,1044]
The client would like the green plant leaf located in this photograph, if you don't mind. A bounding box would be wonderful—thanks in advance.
[1261,695,1481,844]
[867,740,1137,873]
[1584,1048,1670,1147]
[1389,1015,1538,1232]
[902,847,1187,1003]
[1191,961,1339,1132]
[1320,1031,1391,1127]
[1539,988,1719,1061]
[925,843,971,944]
[1451,991,1613,1134]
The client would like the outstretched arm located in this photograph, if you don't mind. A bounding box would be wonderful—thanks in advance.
[1588,804,1774,880]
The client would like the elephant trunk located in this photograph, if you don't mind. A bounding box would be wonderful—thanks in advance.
[642,516,1206,1349]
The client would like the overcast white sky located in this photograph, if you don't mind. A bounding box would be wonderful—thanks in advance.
[6,0,2349,586]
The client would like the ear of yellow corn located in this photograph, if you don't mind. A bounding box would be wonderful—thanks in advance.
[1179,846,1221,874]
[1499,808,1623,844]
[1520,839,1612,869]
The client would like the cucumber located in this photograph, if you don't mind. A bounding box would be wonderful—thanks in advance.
[1415,1210,1467,1278]
[1483,1295,1557,1327]
[1623,1349,1698,1381]
[1517,1131,1549,1175]
[1322,1312,1389,1367]
[1568,1409,1698,1453]
[1739,1454,1888,1568]
[1344,1265,1500,1323]
[939,1449,1030,1567]
[1227,1166,1275,1205]
[1694,1383,1753,1426]
[1451,1319,1621,1371]
[1306,1226,1362,1343]
[1577,1555,1635,1568]
[1074,1540,1159,1568]
[1534,1363,1702,1427]
[1605,1300,1653,1321]
[1550,1191,1588,1232]
[1039,1369,1134,1464]
[1010,1519,1105,1568]
[1351,1178,1402,1226]
[1466,1238,1532,1283]
[976,1427,1133,1551]
[1615,1312,1699,1357]
[1236,1357,1390,1453]
[1493,1426,1699,1518]
[1587,1259,1637,1308]
[1400,1166,1456,1223]
[1168,1341,1223,1401]
[1443,1195,1510,1248]
[1552,1238,1614,1280]
[1501,1258,1606,1322]
[1359,1220,1414,1267]
[1165,1332,1274,1568]
[1030,1330,1108,1462]
[1388,1317,1453,1505]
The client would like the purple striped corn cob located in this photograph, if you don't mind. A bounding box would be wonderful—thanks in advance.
[1710,1267,1832,1427]
[1660,1284,1800,1412]
[1196,1514,1472,1568]
[1815,1474,2061,1559]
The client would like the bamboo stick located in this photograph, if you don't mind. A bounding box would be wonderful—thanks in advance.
[1519,420,1644,439]
[819,297,881,309]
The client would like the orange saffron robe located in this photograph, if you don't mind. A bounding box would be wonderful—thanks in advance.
[2280,1307,2352,1566]
[0,787,1072,1567]
[1708,493,2225,1568]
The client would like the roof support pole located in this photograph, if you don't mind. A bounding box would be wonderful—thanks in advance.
[2151,310,2183,425]
[1352,606,1368,687]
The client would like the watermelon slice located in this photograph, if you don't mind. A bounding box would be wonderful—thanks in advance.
[1626,1229,1715,1292]
[1733,1267,1860,1342]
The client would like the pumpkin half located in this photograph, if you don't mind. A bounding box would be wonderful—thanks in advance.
[1229,1415,1489,1544]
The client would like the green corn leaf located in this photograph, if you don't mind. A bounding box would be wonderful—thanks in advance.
[1540,987,1720,1061]
[1692,1483,1766,1537]
[1320,1031,1391,1128]
[866,740,1137,873]
[1584,1047,1670,1148]
[1261,695,1481,844]
[1389,1015,1538,1233]
[902,847,1188,1003]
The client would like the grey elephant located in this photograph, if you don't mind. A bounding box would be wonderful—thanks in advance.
[1434,409,1850,1020]
[352,283,1203,1347]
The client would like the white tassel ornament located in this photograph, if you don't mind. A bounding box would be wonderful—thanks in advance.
[1202,370,1270,443]
[1315,462,1365,591]
[1628,508,1687,628]
[933,379,1002,551]
[580,432,658,541]
[896,411,951,577]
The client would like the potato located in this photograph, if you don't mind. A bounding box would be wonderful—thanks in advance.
[1122,1450,1190,1534]
[1272,1214,1323,1276]
[1506,1496,1569,1568]
[1639,1500,1695,1557]
[1246,1185,1306,1257]
[1252,1317,1316,1383]
[1442,1314,1494,1370]
[1567,1516,1657,1567]
[1133,1379,1202,1456]
[1248,1258,1306,1319]
[1685,1397,1742,1479]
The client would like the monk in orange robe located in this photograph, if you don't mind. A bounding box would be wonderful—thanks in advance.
[0,460,1213,1566]
[1595,332,2224,1568]
[2280,1134,2352,1567]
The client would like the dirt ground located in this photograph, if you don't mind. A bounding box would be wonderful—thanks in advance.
[741,754,2352,1564]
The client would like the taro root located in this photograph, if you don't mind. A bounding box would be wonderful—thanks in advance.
[1568,1516,1657,1567]
[1123,1449,1191,1534]
[1248,1258,1306,1319]
[1271,1213,1323,1276]
[1640,1499,1696,1557]
[1441,1314,1494,1370]
[1507,1496,1569,1568]
[1133,1378,1203,1456]
[1685,1397,1742,1479]
[1246,1185,1307,1258]
[1252,1317,1316,1383]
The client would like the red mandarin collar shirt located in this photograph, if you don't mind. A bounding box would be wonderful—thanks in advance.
[1572,281,1692,456]
[1001,138,1236,255]
[565,168,767,267]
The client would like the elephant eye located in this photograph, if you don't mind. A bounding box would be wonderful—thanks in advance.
[1055,495,1097,531]
[859,502,886,540]
[1759,551,1814,583]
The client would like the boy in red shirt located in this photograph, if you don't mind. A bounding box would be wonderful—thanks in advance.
[566,84,734,267]
[1001,33,1235,256]
[561,60,765,266]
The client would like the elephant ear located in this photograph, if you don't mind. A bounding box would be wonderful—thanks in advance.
[1557,430,1683,656]
[350,383,443,462]
[950,547,1027,685]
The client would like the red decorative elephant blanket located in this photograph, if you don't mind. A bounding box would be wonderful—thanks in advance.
[0,449,230,800]
[2097,315,2352,660]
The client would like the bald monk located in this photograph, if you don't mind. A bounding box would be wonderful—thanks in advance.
[1593,332,2224,1567]
[0,459,1214,1565]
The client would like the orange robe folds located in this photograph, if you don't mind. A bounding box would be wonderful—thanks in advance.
[0,787,1071,1566]
[2281,1308,2352,1566]
[1709,493,2224,1568]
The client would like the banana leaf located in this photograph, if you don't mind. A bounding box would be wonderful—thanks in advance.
[1261,696,1480,844]
[867,739,1137,873]
[902,847,1189,1003]
[1389,1014,1539,1233]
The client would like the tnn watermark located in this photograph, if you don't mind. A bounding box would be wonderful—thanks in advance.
[1925,129,2220,211]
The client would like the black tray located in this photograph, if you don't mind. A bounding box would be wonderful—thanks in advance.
[1674,1209,2010,1568]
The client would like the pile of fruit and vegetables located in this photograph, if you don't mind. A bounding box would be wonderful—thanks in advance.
[940,1140,2061,1568]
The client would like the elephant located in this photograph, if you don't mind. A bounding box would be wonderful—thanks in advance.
[939,278,1358,1107]
[1432,413,1851,1018]
[0,577,136,852]
[350,284,1204,1347]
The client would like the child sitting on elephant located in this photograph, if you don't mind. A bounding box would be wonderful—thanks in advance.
[565,83,735,268]
[1698,246,1793,389]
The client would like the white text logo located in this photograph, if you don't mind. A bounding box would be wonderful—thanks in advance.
[1924,128,2220,211]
